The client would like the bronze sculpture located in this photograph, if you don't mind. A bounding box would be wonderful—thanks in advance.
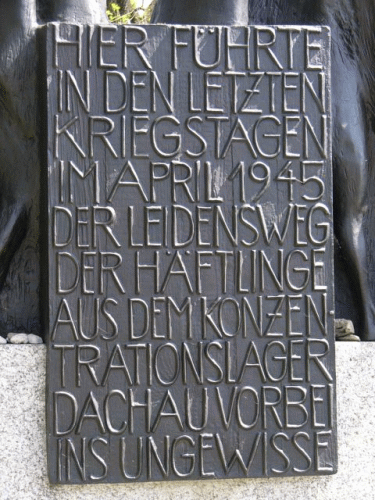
[0,0,107,335]
[151,2,375,343]
[0,0,374,339]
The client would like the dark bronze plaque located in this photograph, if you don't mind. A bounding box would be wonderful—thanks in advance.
[45,23,336,484]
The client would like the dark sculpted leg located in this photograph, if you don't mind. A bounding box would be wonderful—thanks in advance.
[0,0,106,334]
[38,0,107,23]
[0,0,38,333]
[151,0,249,25]
[331,46,375,340]
[314,3,375,340]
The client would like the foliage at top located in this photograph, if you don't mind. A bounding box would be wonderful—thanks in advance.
[106,0,155,24]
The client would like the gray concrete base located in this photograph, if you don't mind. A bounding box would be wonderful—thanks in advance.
[0,344,374,500]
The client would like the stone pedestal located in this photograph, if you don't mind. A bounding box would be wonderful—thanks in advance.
[0,344,374,499]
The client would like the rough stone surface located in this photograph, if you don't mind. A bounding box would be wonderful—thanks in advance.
[27,334,43,344]
[7,333,29,344]
[335,319,355,337]
[0,344,374,499]
[336,334,361,342]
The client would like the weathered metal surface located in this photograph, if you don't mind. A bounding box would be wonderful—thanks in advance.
[45,23,336,484]
[0,1,107,337]
[152,0,375,343]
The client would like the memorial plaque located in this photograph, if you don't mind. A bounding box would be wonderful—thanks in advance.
[45,23,337,483]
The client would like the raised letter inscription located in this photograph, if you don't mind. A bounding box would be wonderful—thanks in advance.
[45,24,336,484]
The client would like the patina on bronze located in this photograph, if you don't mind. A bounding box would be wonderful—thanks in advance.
[1,2,375,342]
[45,22,336,483]
[152,0,375,344]
[0,1,107,336]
